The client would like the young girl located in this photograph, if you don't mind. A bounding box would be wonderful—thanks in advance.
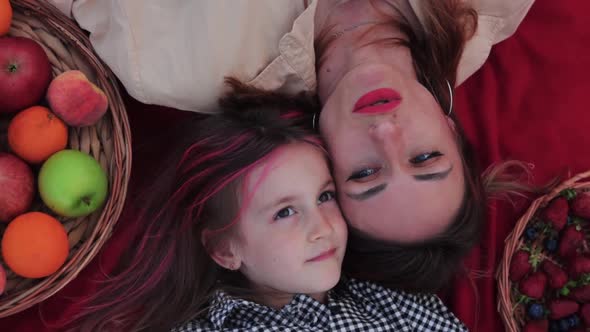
[63,81,467,331]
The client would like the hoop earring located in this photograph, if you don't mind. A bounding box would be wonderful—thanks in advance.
[312,112,319,131]
[446,79,453,117]
[425,78,453,117]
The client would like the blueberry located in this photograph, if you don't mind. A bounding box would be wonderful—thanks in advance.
[525,226,538,241]
[567,314,580,328]
[545,238,559,253]
[527,303,545,319]
[567,216,574,225]
[558,318,570,331]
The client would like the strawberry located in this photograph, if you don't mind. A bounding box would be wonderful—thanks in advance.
[543,197,569,231]
[570,284,590,303]
[523,319,548,332]
[510,250,533,282]
[519,271,548,299]
[572,192,590,219]
[541,260,568,289]
[581,303,590,326]
[549,299,580,319]
[568,254,590,278]
[558,225,585,258]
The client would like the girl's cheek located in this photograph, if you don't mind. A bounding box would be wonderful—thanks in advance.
[326,206,347,230]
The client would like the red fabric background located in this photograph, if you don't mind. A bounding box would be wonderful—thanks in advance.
[2,0,590,330]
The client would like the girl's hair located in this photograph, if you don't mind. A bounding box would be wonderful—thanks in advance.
[60,79,320,332]
[316,0,518,293]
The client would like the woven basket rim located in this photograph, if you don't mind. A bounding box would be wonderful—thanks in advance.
[0,0,132,317]
[496,169,590,332]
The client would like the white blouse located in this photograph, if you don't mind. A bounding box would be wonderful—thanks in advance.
[48,0,535,113]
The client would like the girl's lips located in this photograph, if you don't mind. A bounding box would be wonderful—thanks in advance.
[353,88,402,114]
[307,248,337,262]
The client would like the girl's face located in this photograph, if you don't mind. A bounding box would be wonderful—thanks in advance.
[219,142,347,305]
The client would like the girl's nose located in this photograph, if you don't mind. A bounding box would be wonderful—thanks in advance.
[309,210,334,241]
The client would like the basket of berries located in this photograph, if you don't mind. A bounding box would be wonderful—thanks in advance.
[0,0,131,317]
[497,170,590,331]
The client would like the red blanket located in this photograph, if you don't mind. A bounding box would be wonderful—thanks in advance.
[2,0,590,330]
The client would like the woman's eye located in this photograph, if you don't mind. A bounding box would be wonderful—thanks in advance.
[318,190,336,203]
[348,168,379,181]
[410,151,443,165]
[274,207,296,220]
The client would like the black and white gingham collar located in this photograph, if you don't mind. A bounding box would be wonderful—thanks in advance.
[175,278,468,331]
[207,290,333,330]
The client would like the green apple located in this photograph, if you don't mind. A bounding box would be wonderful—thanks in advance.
[39,149,108,218]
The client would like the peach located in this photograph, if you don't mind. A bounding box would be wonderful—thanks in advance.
[46,70,108,127]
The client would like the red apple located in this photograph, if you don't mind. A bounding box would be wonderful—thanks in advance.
[0,152,34,222]
[0,37,52,114]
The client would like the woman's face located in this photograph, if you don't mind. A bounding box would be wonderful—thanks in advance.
[319,62,465,243]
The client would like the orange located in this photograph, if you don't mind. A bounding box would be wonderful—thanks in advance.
[2,212,69,278]
[8,106,68,164]
[0,0,12,36]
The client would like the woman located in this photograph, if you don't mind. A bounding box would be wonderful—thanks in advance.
[48,0,533,292]
[314,0,488,292]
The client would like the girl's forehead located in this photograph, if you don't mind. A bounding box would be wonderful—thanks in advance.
[240,143,330,199]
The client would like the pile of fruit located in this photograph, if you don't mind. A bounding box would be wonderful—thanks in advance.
[509,189,590,332]
[0,0,109,296]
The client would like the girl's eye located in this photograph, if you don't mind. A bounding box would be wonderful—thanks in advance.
[318,190,336,203]
[274,207,296,220]
[348,168,379,181]
[410,151,443,165]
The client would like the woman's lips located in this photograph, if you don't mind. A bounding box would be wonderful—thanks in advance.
[353,88,402,114]
[307,248,337,262]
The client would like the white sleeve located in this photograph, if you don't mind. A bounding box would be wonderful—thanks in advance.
[52,0,307,113]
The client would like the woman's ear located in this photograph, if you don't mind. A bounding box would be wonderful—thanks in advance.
[446,116,457,134]
[201,231,242,270]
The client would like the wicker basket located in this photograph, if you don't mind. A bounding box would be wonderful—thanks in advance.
[497,169,590,331]
[0,0,131,317]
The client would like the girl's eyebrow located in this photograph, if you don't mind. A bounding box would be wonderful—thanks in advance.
[320,179,335,190]
[260,195,298,213]
[260,179,335,212]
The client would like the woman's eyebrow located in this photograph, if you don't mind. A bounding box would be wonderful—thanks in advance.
[413,166,453,181]
[345,183,387,201]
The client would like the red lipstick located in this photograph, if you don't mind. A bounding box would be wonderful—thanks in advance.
[307,248,337,262]
[353,88,402,114]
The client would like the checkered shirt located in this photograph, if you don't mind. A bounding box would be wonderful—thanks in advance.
[172,278,467,331]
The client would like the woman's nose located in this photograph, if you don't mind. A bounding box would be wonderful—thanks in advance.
[368,120,398,154]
